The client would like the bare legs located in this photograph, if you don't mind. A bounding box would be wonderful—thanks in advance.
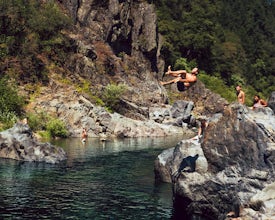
[165,65,172,75]
[160,66,187,85]
[160,77,180,85]
[165,65,187,77]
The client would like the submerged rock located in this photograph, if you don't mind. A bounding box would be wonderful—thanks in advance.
[0,123,66,164]
[155,103,275,219]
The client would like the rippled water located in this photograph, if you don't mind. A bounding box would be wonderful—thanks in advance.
[0,136,188,220]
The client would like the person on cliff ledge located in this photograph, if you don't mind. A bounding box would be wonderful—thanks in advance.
[21,118,28,125]
[235,85,245,104]
[160,66,199,91]
[252,94,267,110]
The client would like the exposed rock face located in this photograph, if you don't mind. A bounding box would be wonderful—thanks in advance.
[0,123,66,164]
[30,81,195,138]
[149,100,196,127]
[154,103,275,219]
[61,0,166,111]
[268,91,275,113]
[171,80,229,116]
[22,0,230,138]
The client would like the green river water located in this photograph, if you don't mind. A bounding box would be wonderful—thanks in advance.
[0,136,207,220]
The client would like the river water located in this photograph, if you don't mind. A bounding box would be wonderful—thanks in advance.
[0,135,197,220]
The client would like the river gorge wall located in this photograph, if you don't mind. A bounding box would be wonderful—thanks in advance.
[23,0,228,138]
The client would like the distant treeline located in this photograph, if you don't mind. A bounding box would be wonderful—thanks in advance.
[152,0,275,99]
[0,0,72,84]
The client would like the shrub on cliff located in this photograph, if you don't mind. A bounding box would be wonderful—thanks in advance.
[0,77,25,130]
[0,0,72,84]
[26,111,49,131]
[0,77,25,115]
[102,83,128,111]
[25,112,68,139]
[46,118,68,138]
[198,73,236,103]
[0,111,17,131]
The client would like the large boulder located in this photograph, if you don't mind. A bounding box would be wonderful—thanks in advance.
[172,80,229,116]
[149,100,196,127]
[154,139,208,183]
[154,103,275,219]
[203,103,275,172]
[268,91,275,113]
[0,123,66,164]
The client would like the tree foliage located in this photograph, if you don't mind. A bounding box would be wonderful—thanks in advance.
[0,0,72,84]
[0,77,24,115]
[154,0,275,98]
[102,83,128,111]
[0,76,24,129]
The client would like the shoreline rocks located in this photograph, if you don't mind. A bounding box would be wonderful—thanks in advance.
[0,123,66,164]
[154,103,275,219]
[29,82,197,138]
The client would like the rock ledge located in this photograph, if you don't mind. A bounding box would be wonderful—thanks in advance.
[0,123,66,164]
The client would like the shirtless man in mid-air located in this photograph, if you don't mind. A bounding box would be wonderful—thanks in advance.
[160,66,199,89]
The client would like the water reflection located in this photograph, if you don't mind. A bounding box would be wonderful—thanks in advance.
[0,135,185,219]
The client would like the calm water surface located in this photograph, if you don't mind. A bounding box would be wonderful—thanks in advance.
[0,136,187,220]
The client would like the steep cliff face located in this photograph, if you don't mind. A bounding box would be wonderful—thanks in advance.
[25,0,229,137]
[202,104,275,173]
[57,0,228,116]
[58,0,166,113]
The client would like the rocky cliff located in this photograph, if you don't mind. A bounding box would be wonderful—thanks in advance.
[61,0,166,108]
[155,104,275,219]
[61,0,228,115]
[24,0,228,138]
[28,80,197,138]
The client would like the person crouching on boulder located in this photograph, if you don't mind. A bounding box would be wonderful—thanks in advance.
[192,116,208,142]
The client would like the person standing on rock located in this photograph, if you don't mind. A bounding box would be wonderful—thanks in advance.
[236,85,245,104]
[22,118,28,125]
[192,116,208,142]
[160,66,199,91]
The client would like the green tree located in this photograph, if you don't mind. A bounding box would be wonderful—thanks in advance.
[218,0,275,96]
[103,83,128,111]
[0,0,72,84]
[156,0,222,71]
[155,0,275,98]
[0,77,24,115]
[46,118,68,138]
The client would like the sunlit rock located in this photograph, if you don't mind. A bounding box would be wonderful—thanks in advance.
[0,123,66,164]
[155,102,275,219]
